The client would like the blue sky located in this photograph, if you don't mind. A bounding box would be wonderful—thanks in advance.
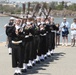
[10,0,76,3]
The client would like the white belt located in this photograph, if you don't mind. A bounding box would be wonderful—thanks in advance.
[25,35,29,38]
[12,40,22,44]
[40,33,46,36]
[51,30,56,32]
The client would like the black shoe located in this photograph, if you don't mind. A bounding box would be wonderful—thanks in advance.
[32,63,35,66]
[9,53,12,55]
[51,53,54,56]
[36,61,40,64]
[40,59,44,62]
[47,55,51,57]
[14,73,18,75]
[21,69,27,73]
[27,66,32,69]
[44,57,47,59]
[18,73,22,75]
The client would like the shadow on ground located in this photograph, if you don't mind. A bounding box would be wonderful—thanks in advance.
[22,52,66,75]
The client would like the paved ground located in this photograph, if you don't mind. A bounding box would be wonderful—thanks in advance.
[0,43,76,75]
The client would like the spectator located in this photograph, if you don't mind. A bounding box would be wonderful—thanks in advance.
[71,18,76,47]
[56,23,60,46]
[60,17,70,46]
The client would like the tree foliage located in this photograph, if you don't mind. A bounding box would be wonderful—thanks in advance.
[0,5,21,14]
[67,3,76,11]
[56,4,63,10]
[0,2,76,14]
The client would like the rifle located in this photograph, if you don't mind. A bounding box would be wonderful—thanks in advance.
[22,3,25,14]
[38,3,52,18]
[46,7,52,18]
[27,2,30,15]
[4,13,23,19]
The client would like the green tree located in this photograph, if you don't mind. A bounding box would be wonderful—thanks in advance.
[56,4,63,10]
[0,5,21,14]
[67,3,76,11]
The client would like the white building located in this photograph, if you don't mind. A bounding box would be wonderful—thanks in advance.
[2,3,16,7]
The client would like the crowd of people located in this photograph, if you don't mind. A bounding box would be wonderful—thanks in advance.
[4,15,76,75]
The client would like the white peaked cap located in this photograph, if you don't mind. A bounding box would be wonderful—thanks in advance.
[63,17,66,19]
[36,16,41,19]
[28,14,32,18]
[27,22,31,25]
[41,22,45,25]
[20,15,23,18]
[10,17,15,20]
[41,16,46,19]
[38,22,41,26]
[24,16,27,19]
[48,16,54,19]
